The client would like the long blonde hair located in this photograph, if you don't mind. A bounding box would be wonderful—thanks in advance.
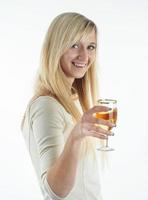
[24,12,100,155]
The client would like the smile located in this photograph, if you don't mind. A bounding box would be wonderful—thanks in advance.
[72,62,87,68]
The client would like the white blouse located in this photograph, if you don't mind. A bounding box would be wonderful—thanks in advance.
[22,96,103,200]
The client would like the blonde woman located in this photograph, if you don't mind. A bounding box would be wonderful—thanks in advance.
[21,12,115,200]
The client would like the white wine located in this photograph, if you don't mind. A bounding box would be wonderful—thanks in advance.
[95,108,117,130]
[96,99,117,151]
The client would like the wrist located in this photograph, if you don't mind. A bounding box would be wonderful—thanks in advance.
[66,130,83,155]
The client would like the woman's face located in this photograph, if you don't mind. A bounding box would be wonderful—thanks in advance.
[60,29,97,85]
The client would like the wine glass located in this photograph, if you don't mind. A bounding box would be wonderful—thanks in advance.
[95,99,117,151]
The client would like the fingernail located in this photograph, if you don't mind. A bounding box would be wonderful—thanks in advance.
[107,131,114,136]
[112,124,116,127]
[108,131,115,136]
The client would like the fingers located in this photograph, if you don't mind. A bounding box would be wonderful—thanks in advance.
[90,131,108,140]
[83,106,115,127]
[88,105,111,115]
[91,117,115,129]
[82,122,114,140]
[80,105,116,140]
[93,124,114,136]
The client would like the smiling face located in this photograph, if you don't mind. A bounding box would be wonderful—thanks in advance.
[60,29,97,85]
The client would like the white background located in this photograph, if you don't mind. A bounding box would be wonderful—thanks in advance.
[0,0,148,199]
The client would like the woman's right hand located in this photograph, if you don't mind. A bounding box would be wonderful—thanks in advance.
[71,105,115,141]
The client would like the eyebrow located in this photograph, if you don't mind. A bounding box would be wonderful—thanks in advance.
[88,42,97,47]
[89,42,97,45]
[77,41,97,47]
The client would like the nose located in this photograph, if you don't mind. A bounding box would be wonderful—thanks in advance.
[77,47,88,62]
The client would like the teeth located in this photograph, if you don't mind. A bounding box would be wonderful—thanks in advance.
[73,62,86,67]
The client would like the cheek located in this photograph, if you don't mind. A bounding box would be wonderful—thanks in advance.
[90,54,96,63]
[60,53,73,65]
[60,55,68,66]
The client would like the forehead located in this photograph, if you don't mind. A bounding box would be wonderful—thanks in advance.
[80,29,96,43]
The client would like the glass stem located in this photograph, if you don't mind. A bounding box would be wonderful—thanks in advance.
[106,137,109,147]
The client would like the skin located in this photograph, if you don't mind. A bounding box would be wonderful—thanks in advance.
[60,29,97,86]
[47,30,115,198]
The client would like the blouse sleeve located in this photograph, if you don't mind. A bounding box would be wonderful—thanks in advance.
[29,97,66,199]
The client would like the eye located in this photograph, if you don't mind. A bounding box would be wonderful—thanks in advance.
[71,44,79,49]
[88,45,96,51]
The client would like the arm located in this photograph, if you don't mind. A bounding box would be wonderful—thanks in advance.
[30,97,114,198]
[46,106,115,198]
[47,128,82,198]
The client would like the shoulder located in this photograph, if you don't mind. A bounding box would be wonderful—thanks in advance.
[30,96,64,110]
[29,96,66,121]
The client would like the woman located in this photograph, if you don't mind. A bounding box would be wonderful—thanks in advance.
[21,12,115,200]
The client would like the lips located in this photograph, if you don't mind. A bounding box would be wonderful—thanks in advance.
[72,62,87,68]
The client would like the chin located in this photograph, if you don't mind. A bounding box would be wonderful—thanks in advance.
[74,73,86,79]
